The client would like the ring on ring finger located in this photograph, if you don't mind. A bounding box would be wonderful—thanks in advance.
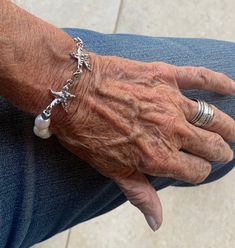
[190,99,214,127]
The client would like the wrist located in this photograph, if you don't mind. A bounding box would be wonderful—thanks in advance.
[0,0,98,139]
[50,52,99,133]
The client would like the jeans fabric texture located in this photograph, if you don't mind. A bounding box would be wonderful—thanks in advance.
[0,28,234,248]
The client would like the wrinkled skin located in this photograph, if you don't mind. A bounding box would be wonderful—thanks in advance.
[51,53,235,230]
[1,0,235,231]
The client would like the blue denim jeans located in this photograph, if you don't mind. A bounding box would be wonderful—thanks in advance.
[0,28,234,248]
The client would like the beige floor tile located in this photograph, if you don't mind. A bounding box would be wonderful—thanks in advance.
[31,230,69,248]
[67,170,235,248]
[13,0,121,33]
[116,0,235,41]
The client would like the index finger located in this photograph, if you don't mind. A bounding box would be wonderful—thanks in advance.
[173,66,235,95]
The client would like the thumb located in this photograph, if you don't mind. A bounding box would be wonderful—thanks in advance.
[115,170,163,231]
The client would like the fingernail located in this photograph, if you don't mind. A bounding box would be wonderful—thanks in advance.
[145,215,159,232]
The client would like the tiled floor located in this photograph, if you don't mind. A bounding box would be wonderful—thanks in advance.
[13,0,235,247]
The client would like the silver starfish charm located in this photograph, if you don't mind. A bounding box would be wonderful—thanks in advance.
[50,87,76,112]
[70,38,92,72]
[39,37,92,121]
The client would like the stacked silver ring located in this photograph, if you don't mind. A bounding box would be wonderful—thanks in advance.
[190,99,214,127]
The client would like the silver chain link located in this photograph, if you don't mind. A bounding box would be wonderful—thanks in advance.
[41,37,91,120]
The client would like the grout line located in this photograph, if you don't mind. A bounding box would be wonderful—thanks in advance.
[113,0,123,33]
[65,229,72,248]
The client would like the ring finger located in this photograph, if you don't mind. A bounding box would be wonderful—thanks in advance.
[182,96,235,142]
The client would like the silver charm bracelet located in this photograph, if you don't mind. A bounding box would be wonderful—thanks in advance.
[33,37,92,139]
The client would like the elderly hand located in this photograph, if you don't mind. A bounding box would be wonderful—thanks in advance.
[1,0,234,232]
[50,53,235,231]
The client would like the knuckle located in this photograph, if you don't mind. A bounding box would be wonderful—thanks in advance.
[138,155,154,173]
[197,66,208,75]
[139,154,170,175]
[212,133,224,145]
[180,96,196,119]
[198,66,207,71]
[193,162,212,184]
[210,133,230,162]
[202,162,212,177]
[154,155,171,174]
[175,119,191,141]
[175,66,189,83]
[197,66,211,83]
[182,96,192,110]
[211,134,224,155]
[160,115,185,144]
[151,61,169,81]
[128,190,150,207]
[141,158,160,175]
[153,61,167,70]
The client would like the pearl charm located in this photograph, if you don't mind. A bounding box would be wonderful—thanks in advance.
[34,115,51,130]
[33,126,52,139]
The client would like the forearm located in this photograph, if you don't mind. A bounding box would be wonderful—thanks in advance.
[0,0,78,117]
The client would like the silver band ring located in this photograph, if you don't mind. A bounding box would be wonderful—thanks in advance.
[190,99,214,127]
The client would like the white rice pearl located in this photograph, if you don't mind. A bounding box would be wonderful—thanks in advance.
[33,126,52,139]
[34,115,51,130]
